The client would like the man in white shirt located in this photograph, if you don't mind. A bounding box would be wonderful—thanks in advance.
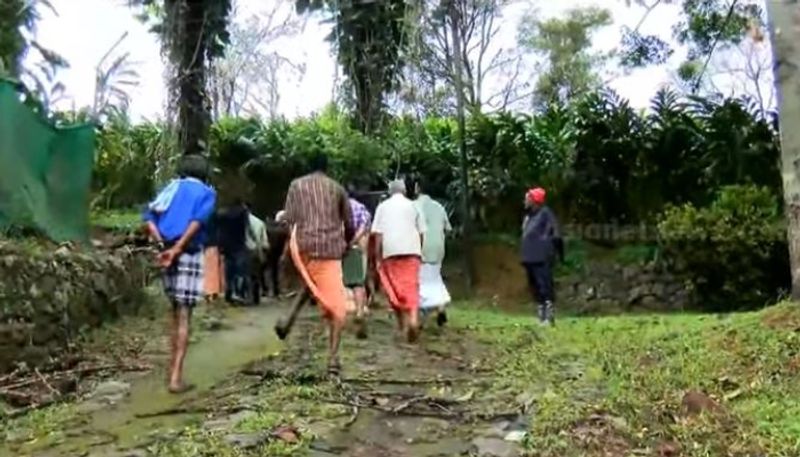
[414,180,452,327]
[372,179,427,343]
[245,204,269,304]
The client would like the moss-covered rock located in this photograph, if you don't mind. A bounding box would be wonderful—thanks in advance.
[0,242,150,372]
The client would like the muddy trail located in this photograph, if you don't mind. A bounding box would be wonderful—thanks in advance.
[2,301,530,457]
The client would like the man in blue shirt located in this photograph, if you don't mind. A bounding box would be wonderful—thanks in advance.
[520,187,564,326]
[143,155,216,393]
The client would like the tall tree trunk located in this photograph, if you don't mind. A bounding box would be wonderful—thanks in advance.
[767,1,800,298]
[449,0,474,291]
[168,0,211,156]
[179,1,210,156]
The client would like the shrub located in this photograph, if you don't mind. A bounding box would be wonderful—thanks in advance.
[658,185,789,311]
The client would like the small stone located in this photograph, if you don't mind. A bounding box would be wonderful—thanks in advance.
[88,380,131,404]
[203,410,256,430]
[681,390,721,417]
[656,441,681,457]
[272,425,300,443]
[225,432,269,449]
[471,437,518,457]
[503,430,527,442]
[202,316,224,331]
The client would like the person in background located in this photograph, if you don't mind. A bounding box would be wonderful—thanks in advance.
[372,179,427,343]
[203,210,225,302]
[143,155,216,393]
[414,179,452,327]
[265,210,290,298]
[244,203,269,304]
[520,187,564,326]
[282,153,354,376]
[342,185,372,338]
[217,198,249,304]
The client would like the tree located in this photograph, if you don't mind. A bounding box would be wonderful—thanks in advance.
[696,33,775,117]
[765,1,800,298]
[0,0,69,111]
[295,0,417,133]
[207,0,306,119]
[518,6,612,108]
[619,0,764,91]
[397,0,529,115]
[92,32,141,120]
[129,0,232,156]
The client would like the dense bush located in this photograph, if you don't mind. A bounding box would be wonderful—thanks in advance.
[658,185,789,311]
[92,88,781,232]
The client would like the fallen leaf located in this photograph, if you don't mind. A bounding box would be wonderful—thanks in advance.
[272,426,300,444]
[455,389,474,402]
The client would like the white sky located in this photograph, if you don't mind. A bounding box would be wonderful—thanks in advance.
[29,0,769,121]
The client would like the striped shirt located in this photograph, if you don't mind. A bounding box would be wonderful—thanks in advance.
[349,198,371,232]
[283,172,353,259]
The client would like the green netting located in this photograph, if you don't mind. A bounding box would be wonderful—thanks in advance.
[0,79,95,242]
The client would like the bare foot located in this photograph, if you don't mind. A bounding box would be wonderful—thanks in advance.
[168,382,196,394]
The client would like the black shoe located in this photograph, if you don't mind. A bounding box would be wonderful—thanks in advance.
[436,310,448,327]
[274,318,290,340]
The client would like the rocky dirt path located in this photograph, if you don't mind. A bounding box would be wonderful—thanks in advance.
[2,301,531,457]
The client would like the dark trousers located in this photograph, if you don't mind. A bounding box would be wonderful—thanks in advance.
[224,248,250,303]
[523,262,554,304]
[264,237,286,297]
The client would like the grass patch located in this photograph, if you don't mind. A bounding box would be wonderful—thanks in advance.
[91,209,141,231]
[450,302,800,456]
[1,403,77,448]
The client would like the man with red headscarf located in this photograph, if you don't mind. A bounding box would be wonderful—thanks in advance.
[521,187,563,325]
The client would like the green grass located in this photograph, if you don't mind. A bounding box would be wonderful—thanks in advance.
[90,209,141,231]
[450,303,800,457]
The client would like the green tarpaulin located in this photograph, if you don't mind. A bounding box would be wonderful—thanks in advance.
[0,79,95,242]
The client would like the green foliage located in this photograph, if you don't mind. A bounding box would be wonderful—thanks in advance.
[658,185,789,311]
[0,0,27,77]
[676,0,762,60]
[615,243,659,265]
[92,87,781,236]
[92,117,171,210]
[518,6,612,106]
[620,0,763,83]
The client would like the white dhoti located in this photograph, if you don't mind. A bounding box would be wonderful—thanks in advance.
[419,263,451,310]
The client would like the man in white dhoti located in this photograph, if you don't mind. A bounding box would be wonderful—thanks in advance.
[414,180,452,327]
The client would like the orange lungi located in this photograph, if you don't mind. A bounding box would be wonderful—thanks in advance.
[203,247,224,296]
[289,227,348,323]
[378,255,421,313]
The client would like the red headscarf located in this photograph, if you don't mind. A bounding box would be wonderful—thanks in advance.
[526,187,546,205]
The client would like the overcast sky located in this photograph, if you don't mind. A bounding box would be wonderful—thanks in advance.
[29,0,770,121]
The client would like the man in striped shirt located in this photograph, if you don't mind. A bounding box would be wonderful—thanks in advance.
[281,153,354,375]
[342,187,372,338]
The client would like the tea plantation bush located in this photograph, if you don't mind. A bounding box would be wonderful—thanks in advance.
[658,185,789,311]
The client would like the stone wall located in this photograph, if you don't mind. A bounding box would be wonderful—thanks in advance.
[0,243,151,372]
[458,240,693,314]
[559,262,692,315]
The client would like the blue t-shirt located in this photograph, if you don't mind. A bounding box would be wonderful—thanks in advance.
[143,179,216,251]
